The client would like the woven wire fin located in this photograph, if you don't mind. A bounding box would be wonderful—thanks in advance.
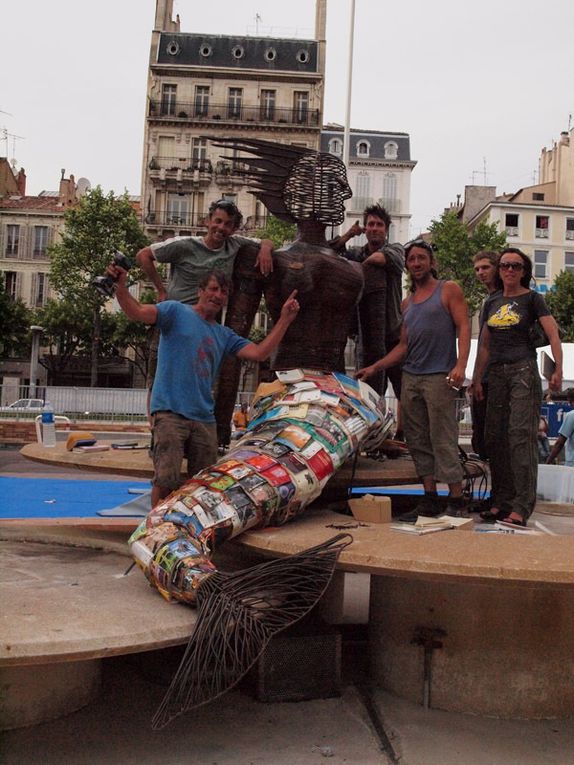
[152,533,352,729]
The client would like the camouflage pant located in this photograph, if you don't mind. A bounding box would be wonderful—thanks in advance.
[485,358,541,519]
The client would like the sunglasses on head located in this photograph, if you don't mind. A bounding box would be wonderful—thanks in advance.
[499,261,524,271]
[404,238,433,254]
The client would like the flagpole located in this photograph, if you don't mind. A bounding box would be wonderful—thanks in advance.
[343,0,356,172]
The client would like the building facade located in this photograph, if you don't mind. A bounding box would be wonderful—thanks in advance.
[320,125,416,244]
[460,127,574,293]
[141,0,327,240]
[0,162,82,309]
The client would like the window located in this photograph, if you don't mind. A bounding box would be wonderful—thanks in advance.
[566,218,574,240]
[160,84,177,116]
[260,89,276,121]
[356,140,370,158]
[356,172,371,209]
[565,252,574,273]
[3,271,21,299]
[293,91,309,124]
[194,86,209,117]
[534,250,548,278]
[227,88,243,119]
[33,226,49,259]
[384,141,398,160]
[532,192,545,201]
[328,138,342,156]
[5,225,19,256]
[157,136,175,165]
[192,137,207,162]
[31,272,48,306]
[505,213,519,236]
[535,215,549,238]
[382,173,397,210]
[167,194,189,225]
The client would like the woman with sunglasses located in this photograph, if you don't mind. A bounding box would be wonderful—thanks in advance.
[472,248,562,526]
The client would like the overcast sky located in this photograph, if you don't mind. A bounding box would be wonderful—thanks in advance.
[2,0,572,235]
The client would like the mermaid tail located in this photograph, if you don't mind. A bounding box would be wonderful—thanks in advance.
[129,370,392,605]
[128,370,391,724]
[152,533,352,729]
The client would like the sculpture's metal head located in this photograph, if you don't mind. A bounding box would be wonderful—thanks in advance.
[203,137,352,226]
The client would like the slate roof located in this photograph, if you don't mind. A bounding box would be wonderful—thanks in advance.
[320,126,413,162]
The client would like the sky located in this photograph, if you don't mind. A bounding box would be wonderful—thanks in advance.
[2,0,573,236]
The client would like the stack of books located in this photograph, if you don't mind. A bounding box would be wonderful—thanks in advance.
[391,515,473,535]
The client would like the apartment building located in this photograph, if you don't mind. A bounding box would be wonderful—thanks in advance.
[321,125,416,243]
[141,0,327,240]
[460,127,574,293]
[0,162,82,308]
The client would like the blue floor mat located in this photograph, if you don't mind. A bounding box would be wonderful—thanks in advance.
[350,487,490,497]
[0,476,150,519]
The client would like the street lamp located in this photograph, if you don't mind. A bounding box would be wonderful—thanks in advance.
[29,325,44,398]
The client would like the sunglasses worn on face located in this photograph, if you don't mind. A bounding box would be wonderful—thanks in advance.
[499,262,524,271]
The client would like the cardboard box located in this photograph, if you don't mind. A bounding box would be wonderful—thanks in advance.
[348,494,392,524]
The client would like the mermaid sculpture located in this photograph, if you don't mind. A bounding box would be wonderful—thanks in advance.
[128,139,393,727]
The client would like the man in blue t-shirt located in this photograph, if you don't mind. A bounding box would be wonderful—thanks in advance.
[546,389,574,467]
[109,264,299,506]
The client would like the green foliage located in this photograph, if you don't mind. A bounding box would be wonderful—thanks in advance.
[110,289,156,379]
[49,186,148,308]
[428,210,507,314]
[47,186,148,384]
[256,215,296,249]
[32,298,115,379]
[248,326,266,344]
[545,270,574,342]
[0,282,32,357]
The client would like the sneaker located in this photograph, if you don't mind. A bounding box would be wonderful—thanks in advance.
[398,494,441,524]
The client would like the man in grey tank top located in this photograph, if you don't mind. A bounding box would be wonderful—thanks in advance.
[357,239,471,521]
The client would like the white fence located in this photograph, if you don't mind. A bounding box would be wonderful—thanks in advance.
[0,385,148,424]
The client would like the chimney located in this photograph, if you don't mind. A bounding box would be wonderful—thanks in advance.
[17,168,26,196]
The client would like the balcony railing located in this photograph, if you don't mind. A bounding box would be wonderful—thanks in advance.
[566,230,574,240]
[505,226,519,237]
[535,228,549,238]
[149,156,213,172]
[145,211,209,228]
[145,211,268,231]
[148,100,320,128]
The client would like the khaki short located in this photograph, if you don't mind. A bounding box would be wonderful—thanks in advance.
[152,410,218,492]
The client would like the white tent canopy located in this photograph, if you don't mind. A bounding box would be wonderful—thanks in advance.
[464,342,574,390]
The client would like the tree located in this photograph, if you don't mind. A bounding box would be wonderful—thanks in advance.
[428,210,507,314]
[545,270,574,342]
[110,289,157,382]
[33,297,118,383]
[256,215,297,248]
[48,186,148,385]
[0,283,31,358]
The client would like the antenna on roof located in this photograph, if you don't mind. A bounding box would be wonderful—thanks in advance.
[0,127,25,166]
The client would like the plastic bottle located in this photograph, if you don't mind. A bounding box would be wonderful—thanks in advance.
[41,402,56,448]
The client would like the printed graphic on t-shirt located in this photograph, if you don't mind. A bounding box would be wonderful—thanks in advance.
[195,336,216,378]
[487,301,520,329]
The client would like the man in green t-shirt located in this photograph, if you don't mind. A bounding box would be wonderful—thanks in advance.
[136,199,273,405]
[136,199,273,305]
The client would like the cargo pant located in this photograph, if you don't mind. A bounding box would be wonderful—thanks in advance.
[484,358,541,520]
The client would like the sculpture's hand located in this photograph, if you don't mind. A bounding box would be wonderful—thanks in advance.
[255,239,274,277]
